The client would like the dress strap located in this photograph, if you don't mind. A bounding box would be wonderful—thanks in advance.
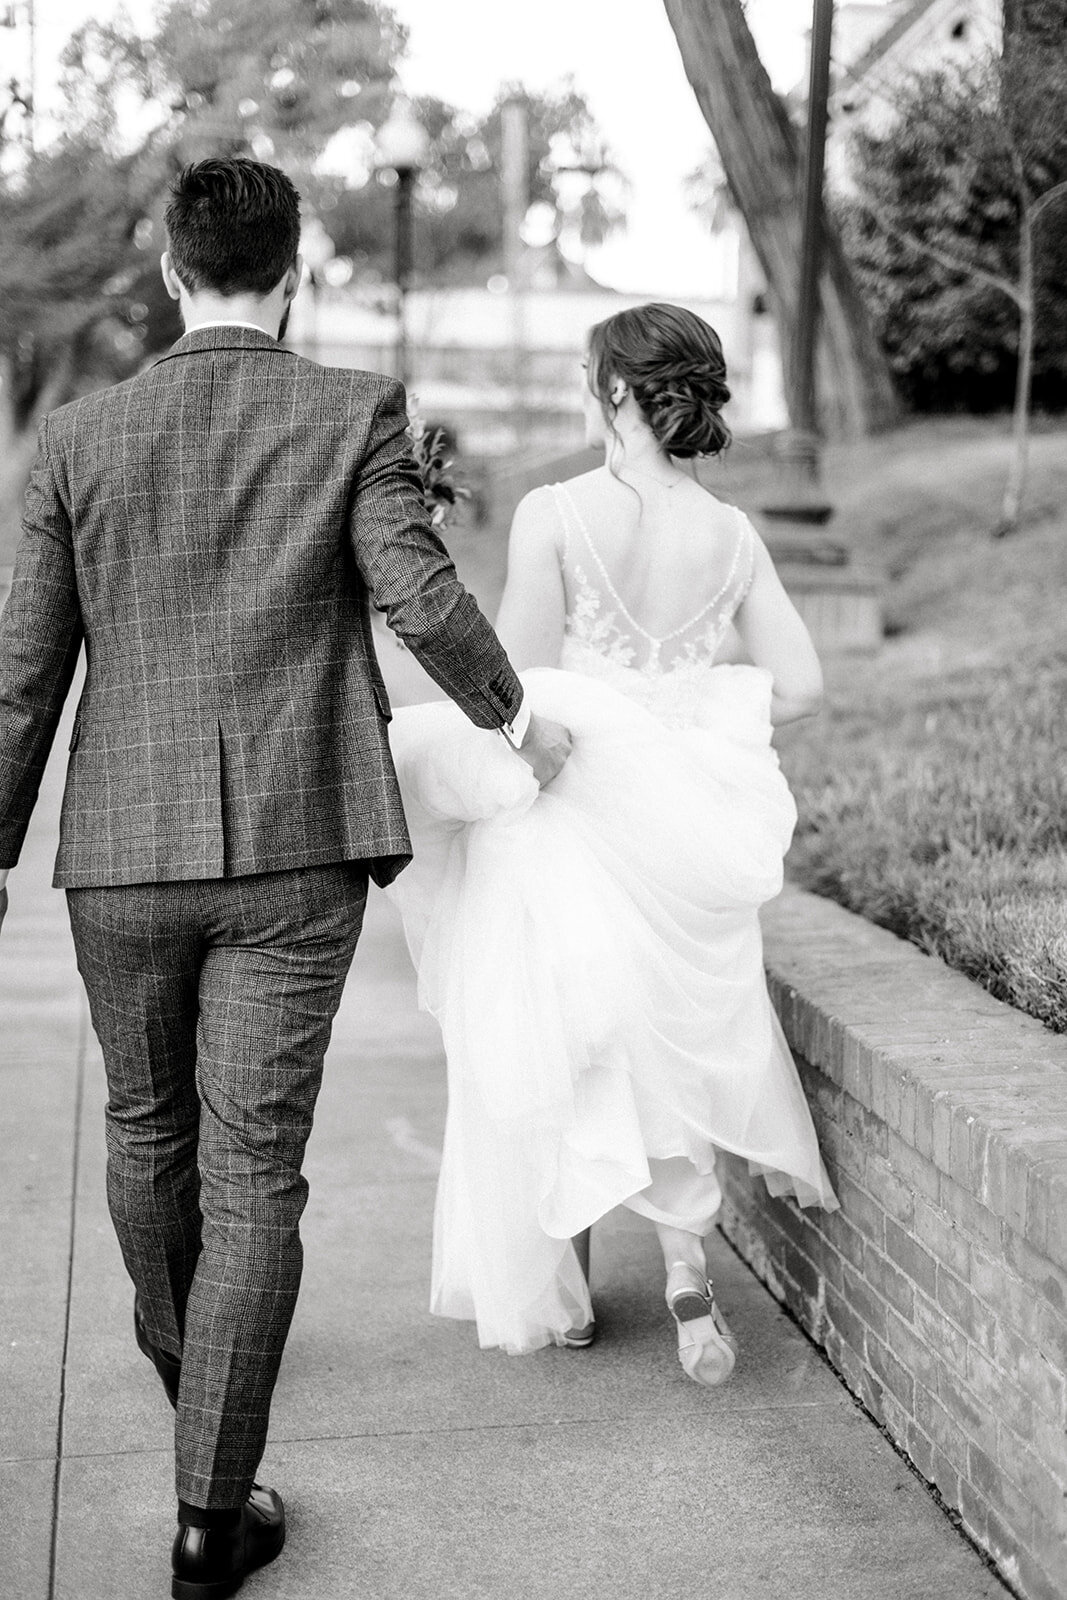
[547,482,575,569]
[554,482,754,654]
[556,481,657,639]
[732,508,757,609]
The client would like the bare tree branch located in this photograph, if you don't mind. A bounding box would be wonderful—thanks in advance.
[1031,176,1067,223]
[861,202,1023,307]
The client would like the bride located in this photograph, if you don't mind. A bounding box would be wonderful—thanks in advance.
[385,302,838,1387]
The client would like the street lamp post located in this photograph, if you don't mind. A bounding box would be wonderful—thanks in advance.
[374,99,430,388]
[763,0,838,546]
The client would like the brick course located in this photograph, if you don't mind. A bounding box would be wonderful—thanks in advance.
[719,885,1067,1600]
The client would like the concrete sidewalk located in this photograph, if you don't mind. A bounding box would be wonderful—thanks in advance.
[1,695,1009,1600]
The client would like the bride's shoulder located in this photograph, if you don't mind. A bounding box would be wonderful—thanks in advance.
[511,481,562,525]
[705,494,763,544]
[507,482,568,561]
[511,468,602,534]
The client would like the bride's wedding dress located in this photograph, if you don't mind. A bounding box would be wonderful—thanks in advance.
[384,483,837,1354]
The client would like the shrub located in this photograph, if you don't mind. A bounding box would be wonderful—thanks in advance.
[837,27,1067,414]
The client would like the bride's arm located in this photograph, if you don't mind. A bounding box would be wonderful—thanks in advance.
[733,533,824,726]
[492,488,567,670]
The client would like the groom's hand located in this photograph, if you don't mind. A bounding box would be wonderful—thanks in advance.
[518,712,573,789]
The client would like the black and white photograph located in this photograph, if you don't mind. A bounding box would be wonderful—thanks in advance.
[1,0,1065,1596]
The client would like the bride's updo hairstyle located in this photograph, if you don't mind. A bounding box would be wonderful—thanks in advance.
[586,302,732,460]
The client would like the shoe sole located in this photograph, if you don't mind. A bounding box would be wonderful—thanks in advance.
[671,1298,737,1389]
[682,1323,736,1387]
[171,1526,285,1600]
[668,1290,712,1323]
[561,1327,596,1348]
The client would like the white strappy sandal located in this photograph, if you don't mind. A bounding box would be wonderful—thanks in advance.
[665,1262,737,1387]
[561,1319,596,1349]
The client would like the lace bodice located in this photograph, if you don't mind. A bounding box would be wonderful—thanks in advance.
[550,481,757,729]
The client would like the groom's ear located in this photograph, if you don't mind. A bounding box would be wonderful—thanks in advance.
[284,256,303,301]
[160,252,183,303]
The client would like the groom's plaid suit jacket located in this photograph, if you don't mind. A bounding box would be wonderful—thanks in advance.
[0,325,522,888]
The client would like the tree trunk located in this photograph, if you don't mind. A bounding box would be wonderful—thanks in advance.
[997,215,1035,537]
[662,0,900,437]
[996,177,1067,535]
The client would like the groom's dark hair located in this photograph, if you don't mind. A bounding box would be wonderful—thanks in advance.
[164,157,301,295]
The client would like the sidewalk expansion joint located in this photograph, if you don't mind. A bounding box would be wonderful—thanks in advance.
[260,1398,854,1447]
[48,1395,854,1468]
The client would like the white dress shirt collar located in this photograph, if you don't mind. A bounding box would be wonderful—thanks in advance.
[184,319,277,336]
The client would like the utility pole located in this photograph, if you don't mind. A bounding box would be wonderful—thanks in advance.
[758,0,882,653]
[792,0,833,456]
[501,96,529,454]
[762,0,838,548]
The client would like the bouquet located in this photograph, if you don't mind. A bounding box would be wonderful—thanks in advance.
[406,396,470,534]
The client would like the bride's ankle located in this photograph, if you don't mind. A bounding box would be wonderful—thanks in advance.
[666,1254,705,1273]
[656,1225,707,1279]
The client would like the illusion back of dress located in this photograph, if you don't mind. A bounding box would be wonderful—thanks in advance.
[550,482,755,728]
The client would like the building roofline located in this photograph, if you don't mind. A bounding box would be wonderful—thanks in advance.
[841,0,941,86]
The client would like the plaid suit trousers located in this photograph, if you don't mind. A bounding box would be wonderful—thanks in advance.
[67,863,368,1508]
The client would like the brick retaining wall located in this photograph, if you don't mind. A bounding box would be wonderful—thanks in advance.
[726,885,1067,1599]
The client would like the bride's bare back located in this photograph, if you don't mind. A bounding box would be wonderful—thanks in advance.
[495,465,824,726]
[553,468,750,673]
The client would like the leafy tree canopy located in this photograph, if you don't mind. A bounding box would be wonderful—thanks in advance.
[836,11,1067,413]
[1,0,621,437]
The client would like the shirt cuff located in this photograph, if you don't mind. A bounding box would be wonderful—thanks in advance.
[499,694,531,751]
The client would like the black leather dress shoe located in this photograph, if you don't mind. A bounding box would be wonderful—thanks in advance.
[133,1296,182,1409]
[171,1486,285,1600]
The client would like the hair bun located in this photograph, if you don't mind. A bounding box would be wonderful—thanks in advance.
[584,304,734,461]
[638,366,732,460]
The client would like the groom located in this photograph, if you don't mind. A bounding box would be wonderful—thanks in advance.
[0,157,569,1597]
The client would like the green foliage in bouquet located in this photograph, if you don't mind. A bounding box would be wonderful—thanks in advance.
[406,398,470,533]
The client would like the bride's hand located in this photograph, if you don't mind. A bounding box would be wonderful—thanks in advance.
[517,712,573,789]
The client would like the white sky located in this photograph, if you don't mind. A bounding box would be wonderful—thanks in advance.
[25,0,894,296]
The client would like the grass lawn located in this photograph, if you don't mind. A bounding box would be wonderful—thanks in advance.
[770,418,1067,1034]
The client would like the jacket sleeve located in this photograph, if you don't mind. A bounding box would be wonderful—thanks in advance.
[346,381,523,730]
[0,415,84,868]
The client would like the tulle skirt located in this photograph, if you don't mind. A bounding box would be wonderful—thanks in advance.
[384,665,837,1354]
